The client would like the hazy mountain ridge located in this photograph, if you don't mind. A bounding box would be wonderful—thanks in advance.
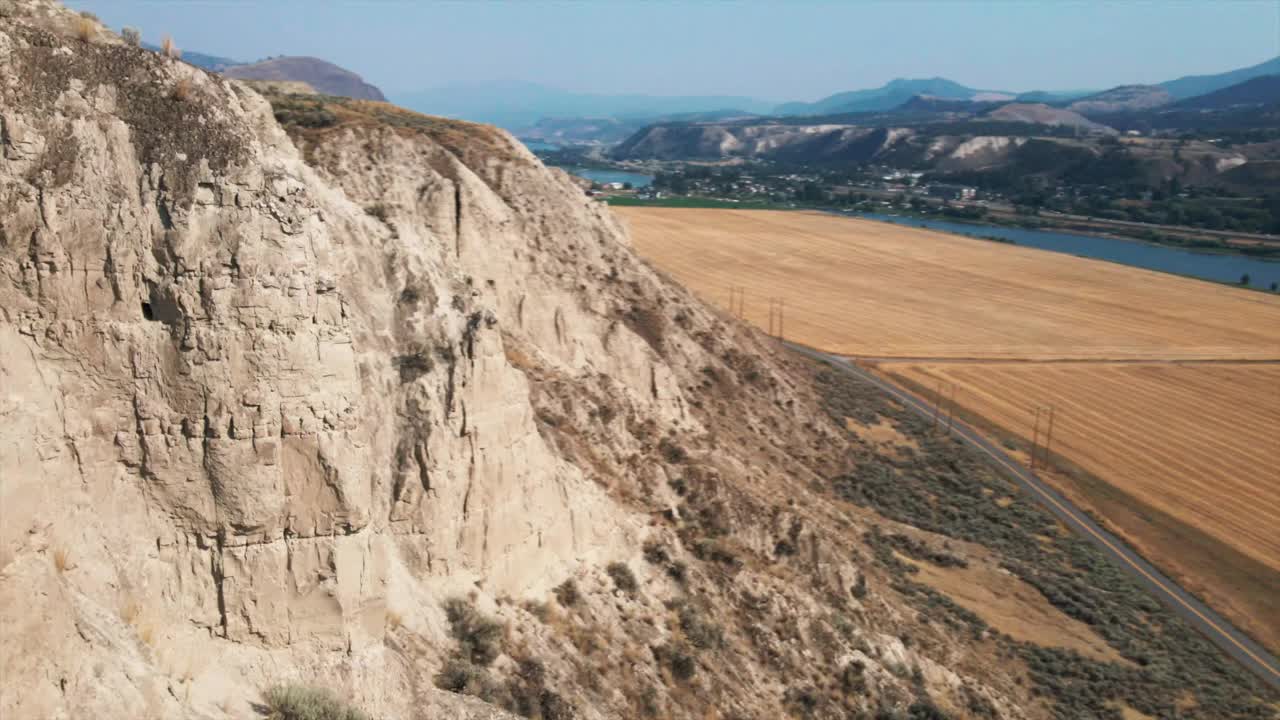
[1067,85,1174,114]
[1170,74,1280,110]
[395,80,775,130]
[1160,55,1280,99]
[775,77,1012,116]
[223,55,386,100]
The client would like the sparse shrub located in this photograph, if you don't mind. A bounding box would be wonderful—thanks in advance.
[606,561,639,594]
[505,656,573,719]
[654,642,697,682]
[677,602,722,649]
[522,600,551,623]
[160,35,179,58]
[553,578,579,608]
[642,540,669,565]
[121,26,141,46]
[623,305,665,353]
[75,15,94,42]
[784,685,821,716]
[907,698,952,719]
[442,597,504,666]
[840,660,867,694]
[852,572,868,599]
[173,77,193,102]
[261,684,370,720]
[434,658,507,705]
[691,538,740,567]
[567,620,602,656]
[637,685,662,717]
[365,203,390,223]
[658,438,688,464]
[52,547,70,573]
[666,561,688,583]
[270,97,340,129]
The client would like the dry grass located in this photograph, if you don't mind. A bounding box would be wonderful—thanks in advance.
[52,547,70,573]
[262,684,370,720]
[619,208,1280,360]
[160,35,179,59]
[172,77,192,102]
[74,15,94,42]
[909,557,1127,664]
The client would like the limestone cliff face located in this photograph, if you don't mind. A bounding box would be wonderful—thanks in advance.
[1,4,1037,719]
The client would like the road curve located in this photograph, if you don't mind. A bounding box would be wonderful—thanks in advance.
[786,342,1280,689]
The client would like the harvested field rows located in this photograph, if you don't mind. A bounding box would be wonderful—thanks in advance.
[880,362,1280,572]
[620,206,1280,651]
[619,207,1280,360]
[882,360,1280,650]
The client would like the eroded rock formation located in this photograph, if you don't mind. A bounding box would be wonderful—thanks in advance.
[1,4,1057,719]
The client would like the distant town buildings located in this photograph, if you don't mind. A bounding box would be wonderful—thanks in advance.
[927,183,977,201]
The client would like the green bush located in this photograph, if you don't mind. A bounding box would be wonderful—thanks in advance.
[262,684,370,720]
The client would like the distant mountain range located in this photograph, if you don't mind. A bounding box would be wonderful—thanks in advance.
[608,67,1280,192]
[1067,85,1173,114]
[160,41,1280,142]
[774,77,1014,116]
[1159,55,1280,99]
[393,81,776,130]
[1173,74,1280,110]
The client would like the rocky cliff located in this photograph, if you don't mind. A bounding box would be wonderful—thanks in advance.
[2,4,1272,720]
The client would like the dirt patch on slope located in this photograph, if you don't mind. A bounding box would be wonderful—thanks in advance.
[910,559,1128,665]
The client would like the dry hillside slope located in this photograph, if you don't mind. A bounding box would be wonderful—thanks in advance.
[0,3,1275,720]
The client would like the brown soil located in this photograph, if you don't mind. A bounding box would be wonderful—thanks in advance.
[908,559,1128,665]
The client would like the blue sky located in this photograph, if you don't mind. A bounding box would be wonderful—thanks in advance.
[70,0,1280,101]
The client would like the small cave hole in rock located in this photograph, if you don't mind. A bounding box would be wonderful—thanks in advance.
[141,302,155,321]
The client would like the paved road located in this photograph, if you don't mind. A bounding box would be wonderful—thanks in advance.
[787,342,1280,689]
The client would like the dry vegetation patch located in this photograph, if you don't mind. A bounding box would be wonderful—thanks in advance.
[908,559,1127,664]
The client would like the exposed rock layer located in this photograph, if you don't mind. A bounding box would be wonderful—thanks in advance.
[0,4,1222,720]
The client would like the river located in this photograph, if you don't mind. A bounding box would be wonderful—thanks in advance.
[855,212,1280,289]
[559,167,654,188]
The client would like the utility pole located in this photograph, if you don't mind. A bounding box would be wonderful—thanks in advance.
[1041,405,1056,470]
[945,384,957,435]
[932,380,944,433]
[777,298,784,340]
[1030,405,1043,470]
[729,286,746,319]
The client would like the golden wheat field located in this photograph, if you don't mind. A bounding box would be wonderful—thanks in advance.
[881,361,1280,570]
[620,206,1280,650]
[618,207,1280,360]
[881,360,1280,650]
